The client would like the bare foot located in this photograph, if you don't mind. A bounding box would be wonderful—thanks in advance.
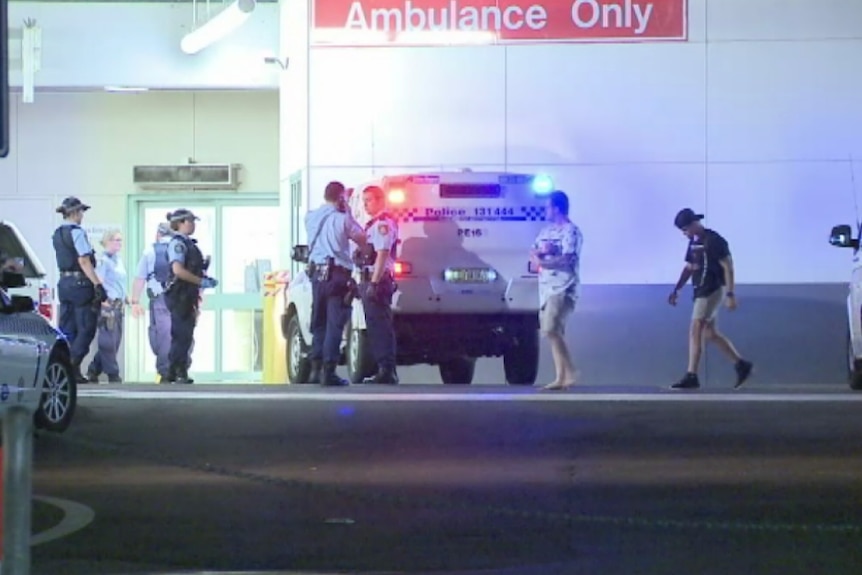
[541,370,580,390]
[541,378,562,390]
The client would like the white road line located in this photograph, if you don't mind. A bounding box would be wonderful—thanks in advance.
[78,390,862,402]
[31,495,96,546]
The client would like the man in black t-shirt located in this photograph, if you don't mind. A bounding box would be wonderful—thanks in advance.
[667,208,753,390]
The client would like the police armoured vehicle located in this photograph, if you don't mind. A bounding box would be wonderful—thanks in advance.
[283,170,554,385]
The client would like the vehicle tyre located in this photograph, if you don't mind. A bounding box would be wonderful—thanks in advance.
[347,323,376,383]
[34,347,77,433]
[848,330,862,391]
[439,357,476,385]
[504,327,540,386]
[286,314,312,384]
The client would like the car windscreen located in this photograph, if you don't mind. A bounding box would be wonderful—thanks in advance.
[0,223,46,279]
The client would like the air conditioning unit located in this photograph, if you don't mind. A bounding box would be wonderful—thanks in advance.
[132,164,242,190]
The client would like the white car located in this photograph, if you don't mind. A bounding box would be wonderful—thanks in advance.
[282,170,554,385]
[0,221,77,432]
[829,222,862,390]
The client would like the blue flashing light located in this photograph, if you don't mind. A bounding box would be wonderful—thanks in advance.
[531,174,554,195]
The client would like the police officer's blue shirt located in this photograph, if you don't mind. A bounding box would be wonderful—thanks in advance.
[168,234,190,266]
[305,204,362,270]
[136,237,171,297]
[62,223,94,257]
[96,252,128,301]
[366,213,398,274]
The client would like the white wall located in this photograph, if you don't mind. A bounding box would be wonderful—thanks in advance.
[0,91,279,286]
[298,0,862,285]
[7,2,280,89]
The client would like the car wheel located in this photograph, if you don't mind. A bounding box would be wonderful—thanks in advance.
[286,314,312,384]
[849,330,862,391]
[439,357,476,385]
[347,323,376,383]
[34,347,77,433]
[504,328,540,385]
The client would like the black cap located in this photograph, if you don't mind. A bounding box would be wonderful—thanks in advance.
[167,209,200,223]
[56,196,91,215]
[674,208,704,229]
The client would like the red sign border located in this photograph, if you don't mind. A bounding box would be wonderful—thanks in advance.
[309,0,690,48]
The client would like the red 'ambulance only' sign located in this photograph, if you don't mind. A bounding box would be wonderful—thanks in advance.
[311,0,688,46]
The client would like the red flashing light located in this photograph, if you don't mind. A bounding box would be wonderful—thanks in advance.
[394,261,412,276]
[388,189,406,204]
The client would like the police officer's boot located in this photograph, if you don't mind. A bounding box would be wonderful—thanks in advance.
[308,359,322,384]
[70,359,89,384]
[321,362,348,387]
[362,366,399,385]
[160,367,176,384]
[174,366,195,385]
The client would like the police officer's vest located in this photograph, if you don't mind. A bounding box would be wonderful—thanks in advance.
[169,236,204,295]
[151,242,171,285]
[364,212,399,260]
[52,224,95,273]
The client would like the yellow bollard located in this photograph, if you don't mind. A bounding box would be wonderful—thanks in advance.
[262,271,290,384]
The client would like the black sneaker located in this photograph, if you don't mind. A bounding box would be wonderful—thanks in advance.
[671,373,700,390]
[734,360,753,389]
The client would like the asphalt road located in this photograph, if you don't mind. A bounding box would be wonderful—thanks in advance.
[22,384,862,575]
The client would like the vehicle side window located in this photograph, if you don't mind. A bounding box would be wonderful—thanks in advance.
[856,223,862,253]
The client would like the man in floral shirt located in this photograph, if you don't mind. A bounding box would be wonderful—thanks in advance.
[530,190,583,390]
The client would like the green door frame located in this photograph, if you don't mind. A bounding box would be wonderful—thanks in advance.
[125,192,280,383]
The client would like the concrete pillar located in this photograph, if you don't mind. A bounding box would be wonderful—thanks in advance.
[278,0,311,269]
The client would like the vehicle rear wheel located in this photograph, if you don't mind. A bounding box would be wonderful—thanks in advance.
[286,314,312,384]
[347,323,376,383]
[34,347,77,433]
[504,328,540,385]
[439,357,476,385]
[848,330,862,391]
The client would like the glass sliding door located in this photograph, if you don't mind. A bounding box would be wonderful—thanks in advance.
[125,194,279,383]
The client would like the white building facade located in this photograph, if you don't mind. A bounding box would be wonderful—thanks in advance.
[2,0,861,384]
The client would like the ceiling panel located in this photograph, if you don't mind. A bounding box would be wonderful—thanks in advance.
[10,0,278,3]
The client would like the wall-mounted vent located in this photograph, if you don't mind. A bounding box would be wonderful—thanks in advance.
[133,164,242,190]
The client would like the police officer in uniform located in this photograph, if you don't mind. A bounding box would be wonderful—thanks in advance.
[164,209,218,384]
[356,185,399,384]
[305,181,367,386]
[131,222,195,382]
[52,197,108,383]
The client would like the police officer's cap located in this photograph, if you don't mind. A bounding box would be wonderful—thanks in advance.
[55,196,91,215]
[156,222,172,236]
[167,209,200,223]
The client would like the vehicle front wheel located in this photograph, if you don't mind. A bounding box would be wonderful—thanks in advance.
[504,328,540,386]
[439,357,476,385]
[848,330,862,391]
[35,347,77,433]
[286,314,312,384]
[347,324,376,383]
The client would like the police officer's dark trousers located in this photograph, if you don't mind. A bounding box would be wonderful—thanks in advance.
[361,274,397,383]
[57,273,98,372]
[310,266,351,386]
[166,285,197,384]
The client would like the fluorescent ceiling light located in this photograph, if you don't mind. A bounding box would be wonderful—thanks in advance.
[104,86,149,93]
[181,0,256,55]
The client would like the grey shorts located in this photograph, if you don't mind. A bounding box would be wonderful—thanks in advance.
[692,287,726,322]
[540,293,576,335]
